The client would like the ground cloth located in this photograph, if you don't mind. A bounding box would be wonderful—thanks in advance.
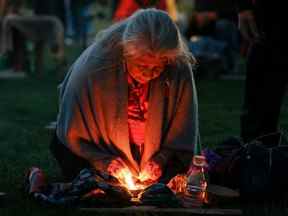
[25,168,181,208]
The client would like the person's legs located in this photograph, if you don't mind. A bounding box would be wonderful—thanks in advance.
[241,42,288,143]
[12,28,27,72]
[240,42,265,142]
[34,41,44,76]
[258,70,287,137]
[50,133,91,181]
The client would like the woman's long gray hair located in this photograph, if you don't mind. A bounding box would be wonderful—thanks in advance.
[93,8,195,69]
[122,8,196,65]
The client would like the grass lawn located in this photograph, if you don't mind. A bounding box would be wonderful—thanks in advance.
[1,49,288,215]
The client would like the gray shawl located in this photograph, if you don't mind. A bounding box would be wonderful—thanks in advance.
[56,22,199,175]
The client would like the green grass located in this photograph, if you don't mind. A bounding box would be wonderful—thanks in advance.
[198,80,245,145]
[1,50,288,215]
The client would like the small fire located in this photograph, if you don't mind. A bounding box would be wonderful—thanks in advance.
[138,171,149,182]
[121,168,137,190]
[114,168,146,191]
[113,165,208,205]
[114,168,135,190]
[113,168,151,202]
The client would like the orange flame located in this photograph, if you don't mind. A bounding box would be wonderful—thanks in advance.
[113,167,209,205]
[114,168,136,190]
[122,169,137,190]
[114,168,147,191]
[138,170,150,182]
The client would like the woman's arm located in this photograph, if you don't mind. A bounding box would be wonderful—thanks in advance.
[152,63,199,172]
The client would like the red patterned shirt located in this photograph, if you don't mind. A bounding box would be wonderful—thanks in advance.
[127,75,149,162]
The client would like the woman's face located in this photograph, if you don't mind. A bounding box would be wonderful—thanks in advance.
[126,54,166,84]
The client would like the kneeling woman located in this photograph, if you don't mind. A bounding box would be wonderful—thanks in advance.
[51,8,199,185]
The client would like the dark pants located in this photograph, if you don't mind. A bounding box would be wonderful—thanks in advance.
[50,134,90,181]
[11,28,27,72]
[241,41,288,143]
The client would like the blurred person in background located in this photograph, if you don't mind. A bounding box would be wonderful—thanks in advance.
[31,0,65,74]
[50,9,199,184]
[165,0,178,22]
[0,0,26,73]
[237,0,288,142]
[185,0,240,76]
[113,0,166,22]
[0,0,66,76]
[32,0,65,25]
[0,0,7,16]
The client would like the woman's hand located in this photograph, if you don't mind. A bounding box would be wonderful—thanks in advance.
[139,160,162,183]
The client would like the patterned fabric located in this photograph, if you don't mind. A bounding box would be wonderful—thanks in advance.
[128,75,149,163]
[127,75,149,144]
[27,168,131,207]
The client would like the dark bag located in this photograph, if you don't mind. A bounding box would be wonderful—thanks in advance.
[239,132,288,201]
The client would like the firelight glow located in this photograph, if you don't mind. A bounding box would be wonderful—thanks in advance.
[121,168,137,190]
[138,171,150,182]
[114,168,148,191]
[115,168,208,205]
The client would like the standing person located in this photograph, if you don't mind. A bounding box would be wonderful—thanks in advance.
[237,0,288,142]
[0,0,7,16]
[4,0,26,73]
[185,0,240,75]
[50,9,199,184]
[31,0,65,75]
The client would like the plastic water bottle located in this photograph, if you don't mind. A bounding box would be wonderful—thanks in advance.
[185,155,207,207]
